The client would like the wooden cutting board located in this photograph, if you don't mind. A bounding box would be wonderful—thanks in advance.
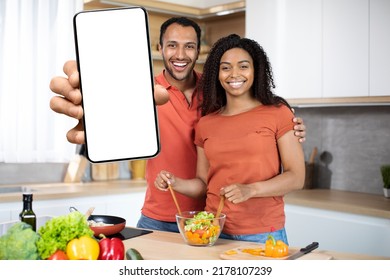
[220,244,333,260]
[63,154,89,183]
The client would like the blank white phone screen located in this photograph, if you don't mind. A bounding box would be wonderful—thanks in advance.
[73,7,159,163]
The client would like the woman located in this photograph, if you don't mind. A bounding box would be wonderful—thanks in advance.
[156,34,305,244]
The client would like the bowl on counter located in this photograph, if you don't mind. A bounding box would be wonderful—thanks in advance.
[176,211,226,246]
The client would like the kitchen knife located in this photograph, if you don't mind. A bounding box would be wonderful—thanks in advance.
[286,242,319,260]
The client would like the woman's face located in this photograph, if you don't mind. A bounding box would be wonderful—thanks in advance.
[218,47,254,97]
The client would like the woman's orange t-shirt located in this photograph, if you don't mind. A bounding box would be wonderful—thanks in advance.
[194,104,294,235]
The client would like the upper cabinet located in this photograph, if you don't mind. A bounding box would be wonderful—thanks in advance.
[246,0,390,105]
[370,0,390,96]
[84,0,389,105]
[246,0,323,100]
[323,0,369,98]
[83,0,245,74]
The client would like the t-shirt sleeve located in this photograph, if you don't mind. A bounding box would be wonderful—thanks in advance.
[194,118,205,148]
[276,105,295,140]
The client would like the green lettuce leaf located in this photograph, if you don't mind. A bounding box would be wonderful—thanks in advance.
[36,211,94,259]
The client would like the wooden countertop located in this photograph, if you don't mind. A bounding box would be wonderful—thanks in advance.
[1,180,389,220]
[122,228,387,260]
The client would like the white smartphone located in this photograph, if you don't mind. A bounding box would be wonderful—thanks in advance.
[73,7,160,163]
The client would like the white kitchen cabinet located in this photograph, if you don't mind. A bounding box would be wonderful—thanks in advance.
[0,209,11,223]
[246,0,390,101]
[105,192,145,227]
[285,204,390,258]
[9,197,108,221]
[323,0,369,98]
[1,191,146,228]
[247,0,322,99]
[370,0,390,96]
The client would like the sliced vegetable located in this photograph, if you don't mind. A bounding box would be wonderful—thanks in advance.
[126,248,144,260]
[241,247,265,256]
[183,211,220,245]
[224,249,238,255]
[264,235,289,258]
[66,235,100,260]
[98,234,125,260]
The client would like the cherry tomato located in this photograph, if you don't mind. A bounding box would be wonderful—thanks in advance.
[194,229,205,236]
[48,250,69,260]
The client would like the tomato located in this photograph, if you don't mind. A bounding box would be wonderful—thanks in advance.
[48,250,69,260]
[193,229,205,236]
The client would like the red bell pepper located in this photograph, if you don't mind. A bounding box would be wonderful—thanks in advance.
[98,234,125,260]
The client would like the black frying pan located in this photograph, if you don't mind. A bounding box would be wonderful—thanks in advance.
[69,207,126,237]
[87,214,126,237]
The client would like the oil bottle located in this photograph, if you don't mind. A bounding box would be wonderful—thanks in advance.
[19,193,36,231]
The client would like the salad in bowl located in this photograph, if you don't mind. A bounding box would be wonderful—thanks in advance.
[176,211,226,246]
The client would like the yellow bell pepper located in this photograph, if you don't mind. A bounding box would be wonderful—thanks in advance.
[265,235,289,258]
[66,236,100,260]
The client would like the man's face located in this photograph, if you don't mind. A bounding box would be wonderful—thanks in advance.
[159,23,199,82]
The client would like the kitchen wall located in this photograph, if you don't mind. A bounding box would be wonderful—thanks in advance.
[0,163,68,185]
[0,161,131,185]
[296,105,390,195]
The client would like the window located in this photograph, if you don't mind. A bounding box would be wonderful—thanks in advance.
[0,0,83,163]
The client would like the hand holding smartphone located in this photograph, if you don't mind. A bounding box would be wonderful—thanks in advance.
[73,7,159,163]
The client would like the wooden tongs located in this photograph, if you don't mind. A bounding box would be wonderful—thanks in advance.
[167,179,182,215]
[216,195,225,218]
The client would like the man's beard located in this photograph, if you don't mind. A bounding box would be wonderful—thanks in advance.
[163,58,195,82]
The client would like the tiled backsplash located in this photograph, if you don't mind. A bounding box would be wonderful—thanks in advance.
[0,161,130,185]
[1,105,389,196]
[295,105,390,195]
[0,163,68,185]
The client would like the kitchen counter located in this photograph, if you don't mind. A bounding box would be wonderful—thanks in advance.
[284,189,390,219]
[1,180,389,219]
[1,181,389,258]
[122,227,388,260]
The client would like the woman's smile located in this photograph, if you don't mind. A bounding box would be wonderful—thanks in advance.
[227,80,246,89]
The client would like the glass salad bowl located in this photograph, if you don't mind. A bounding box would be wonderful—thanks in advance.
[176,211,226,246]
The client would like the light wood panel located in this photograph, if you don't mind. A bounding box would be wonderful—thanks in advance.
[85,0,245,18]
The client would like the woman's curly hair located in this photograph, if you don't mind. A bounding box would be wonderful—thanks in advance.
[198,34,291,116]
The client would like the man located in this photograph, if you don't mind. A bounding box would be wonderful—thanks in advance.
[50,17,306,232]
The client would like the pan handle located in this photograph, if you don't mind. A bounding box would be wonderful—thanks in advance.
[69,206,95,220]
